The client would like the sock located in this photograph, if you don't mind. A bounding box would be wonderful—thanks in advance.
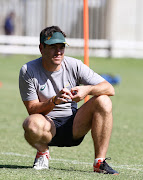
[37,149,50,159]
[94,158,105,164]
[37,149,49,155]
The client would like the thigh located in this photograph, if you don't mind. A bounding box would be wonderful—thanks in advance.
[24,114,55,132]
[73,97,95,139]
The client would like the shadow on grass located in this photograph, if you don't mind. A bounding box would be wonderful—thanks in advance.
[0,165,32,169]
[50,167,92,173]
[0,165,92,173]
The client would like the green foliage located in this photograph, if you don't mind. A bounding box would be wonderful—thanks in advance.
[0,54,143,179]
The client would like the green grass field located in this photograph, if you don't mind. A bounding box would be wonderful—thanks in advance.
[0,54,143,179]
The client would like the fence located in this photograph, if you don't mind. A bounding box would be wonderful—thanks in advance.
[0,0,108,38]
[1,34,143,58]
[0,0,143,58]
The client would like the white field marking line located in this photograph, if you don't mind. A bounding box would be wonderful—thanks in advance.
[1,152,30,157]
[0,152,92,165]
[1,152,143,172]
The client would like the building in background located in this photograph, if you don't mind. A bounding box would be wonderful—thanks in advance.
[0,0,143,58]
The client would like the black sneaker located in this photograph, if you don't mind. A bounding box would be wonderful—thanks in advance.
[93,157,119,175]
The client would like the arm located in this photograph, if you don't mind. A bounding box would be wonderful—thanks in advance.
[23,88,73,115]
[71,80,115,102]
[19,64,74,115]
[23,98,55,115]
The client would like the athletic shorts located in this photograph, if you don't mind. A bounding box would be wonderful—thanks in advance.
[48,110,85,147]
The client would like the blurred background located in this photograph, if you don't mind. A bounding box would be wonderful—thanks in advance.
[1,1,143,179]
[0,0,143,58]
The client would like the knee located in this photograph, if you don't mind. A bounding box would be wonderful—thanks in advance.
[23,114,46,136]
[93,95,112,114]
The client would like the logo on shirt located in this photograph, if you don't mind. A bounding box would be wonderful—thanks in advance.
[64,82,70,88]
[40,84,46,91]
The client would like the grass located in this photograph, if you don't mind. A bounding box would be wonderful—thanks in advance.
[0,54,143,179]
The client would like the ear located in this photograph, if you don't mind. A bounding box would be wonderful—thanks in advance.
[39,43,44,54]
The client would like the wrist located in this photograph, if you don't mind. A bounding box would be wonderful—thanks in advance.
[87,85,93,95]
[52,96,58,105]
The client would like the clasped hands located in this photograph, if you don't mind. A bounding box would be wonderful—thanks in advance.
[53,86,89,105]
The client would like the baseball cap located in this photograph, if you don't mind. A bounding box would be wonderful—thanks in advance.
[40,32,69,45]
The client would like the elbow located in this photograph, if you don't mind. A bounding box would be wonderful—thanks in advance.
[27,109,34,115]
[26,106,37,115]
[104,81,115,96]
[110,85,115,96]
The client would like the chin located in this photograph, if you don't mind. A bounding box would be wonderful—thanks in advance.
[53,58,63,64]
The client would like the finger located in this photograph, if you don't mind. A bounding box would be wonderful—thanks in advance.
[62,88,73,97]
[61,93,71,100]
[71,90,77,96]
[61,98,68,103]
[56,96,68,103]
[71,87,78,95]
[72,96,80,102]
[61,88,69,94]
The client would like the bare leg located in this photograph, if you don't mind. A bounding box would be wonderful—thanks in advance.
[23,114,56,152]
[73,95,113,159]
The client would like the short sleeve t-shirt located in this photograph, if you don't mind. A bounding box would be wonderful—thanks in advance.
[19,56,105,118]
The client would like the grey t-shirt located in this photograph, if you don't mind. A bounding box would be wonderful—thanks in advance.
[19,56,105,118]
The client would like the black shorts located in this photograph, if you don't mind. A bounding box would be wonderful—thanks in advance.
[48,110,84,147]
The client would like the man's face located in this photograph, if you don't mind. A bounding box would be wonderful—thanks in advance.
[40,43,65,66]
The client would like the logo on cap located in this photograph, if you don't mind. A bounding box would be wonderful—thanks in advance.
[47,36,51,40]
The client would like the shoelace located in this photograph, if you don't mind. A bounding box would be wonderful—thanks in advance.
[34,153,50,166]
[46,153,51,160]
[101,157,114,170]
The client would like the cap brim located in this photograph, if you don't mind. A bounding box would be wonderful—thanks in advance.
[44,39,69,46]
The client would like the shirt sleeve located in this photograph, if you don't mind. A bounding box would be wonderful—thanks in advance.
[76,60,105,85]
[19,65,38,101]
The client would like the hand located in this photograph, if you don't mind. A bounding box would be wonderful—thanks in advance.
[54,88,73,104]
[71,86,90,102]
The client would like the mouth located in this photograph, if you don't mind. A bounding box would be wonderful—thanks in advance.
[53,55,62,60]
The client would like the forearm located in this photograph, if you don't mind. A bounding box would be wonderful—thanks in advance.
[24,98,55,115]
[71,81,115,102]
[88,81,115,96]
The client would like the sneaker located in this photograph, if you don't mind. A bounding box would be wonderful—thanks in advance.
[93,157,119,175]
[33,151,50,170]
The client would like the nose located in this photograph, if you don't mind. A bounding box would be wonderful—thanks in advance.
[55,47,64,54]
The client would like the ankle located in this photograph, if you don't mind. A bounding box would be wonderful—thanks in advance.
[37,149,49,153]
[34,143,49,152]
[94,158,105,164]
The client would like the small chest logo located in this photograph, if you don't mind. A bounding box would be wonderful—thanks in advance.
[64,82,70,88]
[40,85,46,91]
